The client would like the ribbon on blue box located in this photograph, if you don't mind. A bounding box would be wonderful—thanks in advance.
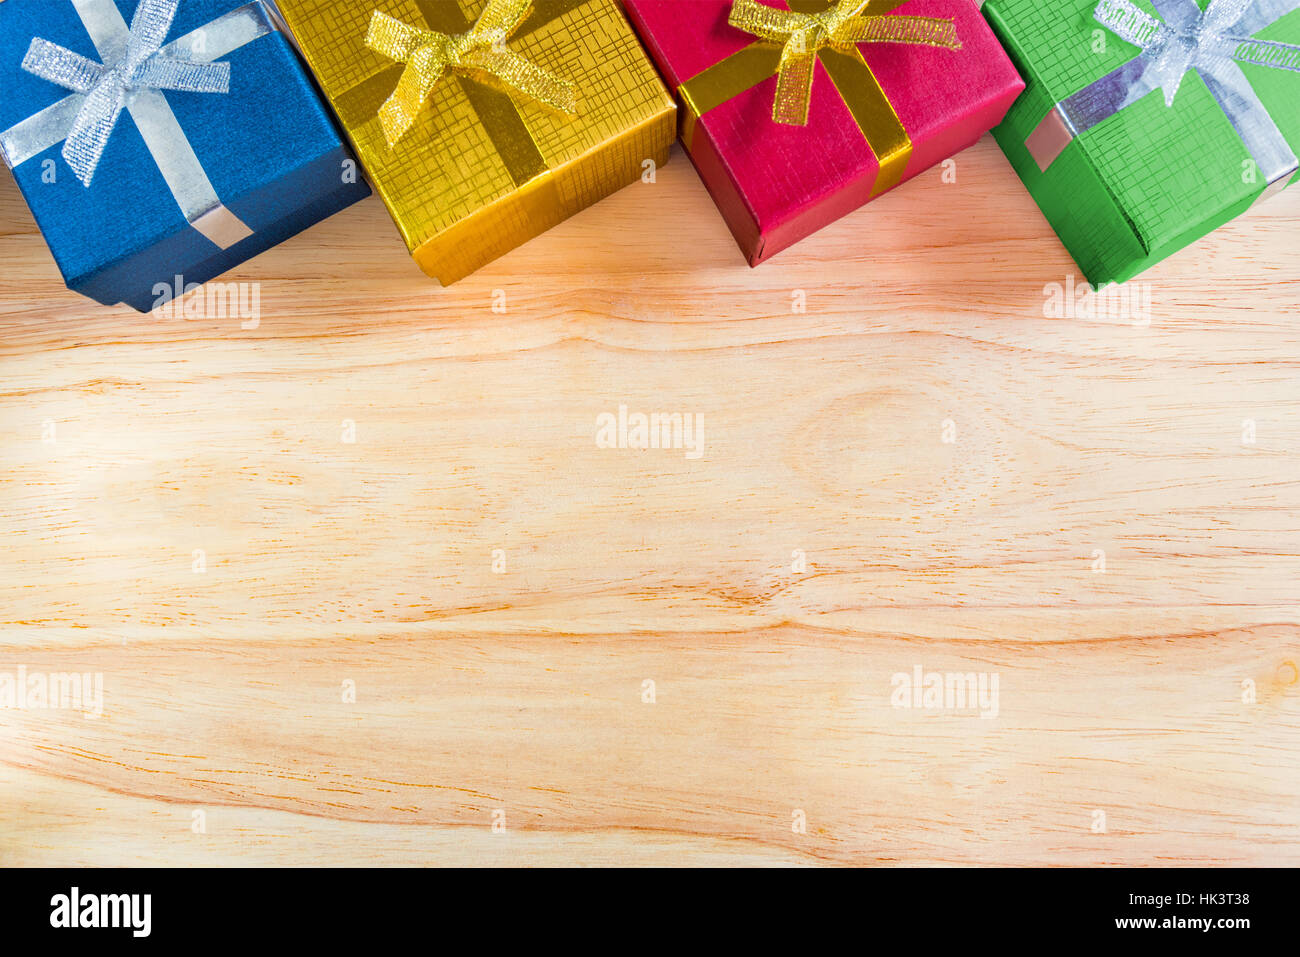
[0,0,281,249]
[1027,0,1300,200]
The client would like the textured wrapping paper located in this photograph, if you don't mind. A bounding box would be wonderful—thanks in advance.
[985,0,1300,286]
[624,0,1025,265]
[0,0,371,311]
[272,0,677,285]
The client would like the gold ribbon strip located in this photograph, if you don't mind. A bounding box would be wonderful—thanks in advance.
[679,0,962,196]
[365,0,578,147]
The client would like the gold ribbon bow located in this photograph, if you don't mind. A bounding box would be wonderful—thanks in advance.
[728,0,961,126]
[365,0,578,147]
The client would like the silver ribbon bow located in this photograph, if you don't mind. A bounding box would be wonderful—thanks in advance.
[24,0,232,186]
[0,0,281,249]
[1027,0,1300,197]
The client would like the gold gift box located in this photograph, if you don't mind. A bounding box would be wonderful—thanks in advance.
[274,0,676,283]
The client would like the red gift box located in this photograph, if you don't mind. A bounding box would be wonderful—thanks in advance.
[624,0,1025,264]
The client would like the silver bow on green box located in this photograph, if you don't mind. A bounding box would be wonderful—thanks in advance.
[1027,0,1300,201]
[0,0,282,249]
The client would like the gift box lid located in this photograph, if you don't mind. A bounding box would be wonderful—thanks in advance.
[273,0,676,277]
[0,0,369,308]
[984,0,1300,266]
[626,0,1025,264]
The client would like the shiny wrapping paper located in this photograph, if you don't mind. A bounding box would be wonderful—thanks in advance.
[624,0,1025,265]
[985,0,1300,286]
[0,0,370,311]
[272,0,677,284]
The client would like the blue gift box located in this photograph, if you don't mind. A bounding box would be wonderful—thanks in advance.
[0,0,371,311]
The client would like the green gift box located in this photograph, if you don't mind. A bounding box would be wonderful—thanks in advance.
[984,0,1300,286]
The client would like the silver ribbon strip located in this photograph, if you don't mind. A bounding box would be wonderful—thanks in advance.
[1025,0,1300,195]
[0,0,280,250]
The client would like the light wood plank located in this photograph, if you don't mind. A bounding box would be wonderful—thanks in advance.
[2,138,1298,865]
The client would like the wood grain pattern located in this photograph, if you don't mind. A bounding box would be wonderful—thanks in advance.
[1,137,1298,866]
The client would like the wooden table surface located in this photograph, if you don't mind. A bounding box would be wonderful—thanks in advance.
[1,137,1297,867]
